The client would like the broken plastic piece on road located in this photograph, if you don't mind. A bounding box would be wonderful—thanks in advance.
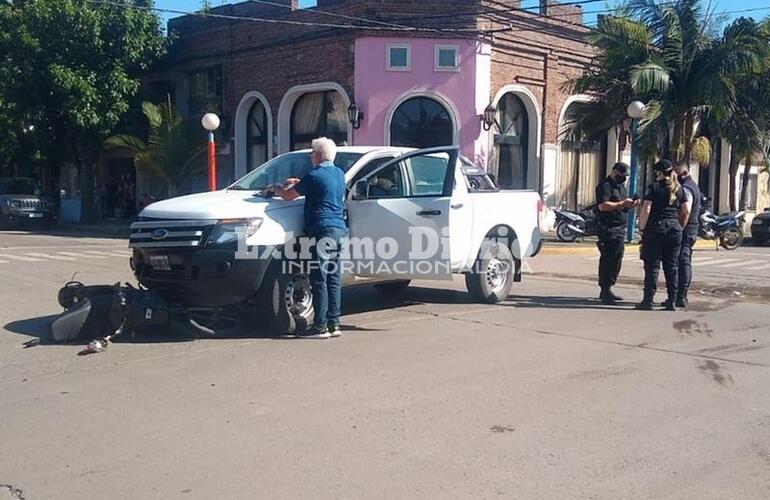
[78,338,109,356]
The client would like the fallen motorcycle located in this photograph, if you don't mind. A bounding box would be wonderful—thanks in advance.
[50,281,244,352]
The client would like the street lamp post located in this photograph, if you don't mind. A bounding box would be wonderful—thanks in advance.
[201,113,220,192]
[626,101,645,242]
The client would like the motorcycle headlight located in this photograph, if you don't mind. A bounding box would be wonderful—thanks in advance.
[206,218,263,247]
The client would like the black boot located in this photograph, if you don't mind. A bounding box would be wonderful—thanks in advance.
[661,299,676,311]
[675,295,688,309]
[599,289,617,305]
[635,292,654,310]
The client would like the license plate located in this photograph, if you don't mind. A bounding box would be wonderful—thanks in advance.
[148,255,171,271]
[27,213,43,218]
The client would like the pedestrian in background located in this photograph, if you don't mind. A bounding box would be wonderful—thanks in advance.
[595,162,638,305]
[636,160,691,311]
[673,161,700,308]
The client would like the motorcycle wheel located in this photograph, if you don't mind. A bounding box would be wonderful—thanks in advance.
[556,222,579,243]
[720,227,744,250]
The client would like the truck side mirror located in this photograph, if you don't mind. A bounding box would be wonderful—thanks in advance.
[351,179,369,201]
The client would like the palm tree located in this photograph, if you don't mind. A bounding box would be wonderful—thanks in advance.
[566,1,770,180]
[709,19,770,210]
[104,101,206,198]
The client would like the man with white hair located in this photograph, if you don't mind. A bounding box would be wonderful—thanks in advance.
[277,137,347,339]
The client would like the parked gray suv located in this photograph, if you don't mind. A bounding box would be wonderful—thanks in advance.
[0,177,57,228]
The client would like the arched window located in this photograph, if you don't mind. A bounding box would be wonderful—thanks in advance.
[246,99,268,171]
[556,102,607,210]
[390,96,453,148]
[493,93,529,189]
[290,90,347,150]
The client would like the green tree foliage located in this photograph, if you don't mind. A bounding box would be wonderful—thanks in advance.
[104,101,206,198]
[0,0,166,221]
[566,0,770,209]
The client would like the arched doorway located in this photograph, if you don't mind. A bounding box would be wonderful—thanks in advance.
[556,102,608,210]
[234,91,272,179]
[246,99,268,172]
[290,90,348,150]
[389,96,454,148]
[493,93,529,189]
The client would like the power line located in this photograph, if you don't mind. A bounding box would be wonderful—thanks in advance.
[245,0,412,29]
[86,0,445,32]
[87,0,770,37]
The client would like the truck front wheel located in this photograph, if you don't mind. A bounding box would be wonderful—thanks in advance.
[465,241,515,304]
[261,262,314,335]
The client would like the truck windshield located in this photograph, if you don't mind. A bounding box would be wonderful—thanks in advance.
[229,152,364,191]
[0,178,40,195]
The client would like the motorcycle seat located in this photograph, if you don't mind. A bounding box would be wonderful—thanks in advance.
[714,213,737,223]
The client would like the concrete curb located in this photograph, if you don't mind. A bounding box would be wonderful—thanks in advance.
[539,239,715,256]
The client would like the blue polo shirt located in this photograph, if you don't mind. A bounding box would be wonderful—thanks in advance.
[294,161,347,235]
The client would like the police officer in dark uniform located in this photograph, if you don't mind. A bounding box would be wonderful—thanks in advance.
[636,160,691,311]
[673,162,700,308]
[595,162,637,305]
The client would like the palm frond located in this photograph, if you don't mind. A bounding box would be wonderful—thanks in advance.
[103,134,147,153]
[630,62,671,94]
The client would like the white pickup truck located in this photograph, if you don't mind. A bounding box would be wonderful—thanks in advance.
[129,146,543,333]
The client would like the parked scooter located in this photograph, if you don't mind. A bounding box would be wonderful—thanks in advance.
[699,197,745,250]
[554,204,599,242]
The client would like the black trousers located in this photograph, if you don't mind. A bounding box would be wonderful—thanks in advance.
[678,226,698,300]
[597,227,625,292]
[641,220,683,302]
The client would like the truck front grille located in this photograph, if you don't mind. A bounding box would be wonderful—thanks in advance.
[129,219,217,249]
[21,199,41,209]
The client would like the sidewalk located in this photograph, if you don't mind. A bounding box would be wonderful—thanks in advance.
[56,220,131,238]
[539,233,716,255]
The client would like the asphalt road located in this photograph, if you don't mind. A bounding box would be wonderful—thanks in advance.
[1,231,769,500]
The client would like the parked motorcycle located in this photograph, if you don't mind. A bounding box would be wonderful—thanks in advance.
[699,198,745,250]
[554,204,599,242]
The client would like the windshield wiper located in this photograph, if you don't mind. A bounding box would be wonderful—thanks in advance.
[227,185,251,191]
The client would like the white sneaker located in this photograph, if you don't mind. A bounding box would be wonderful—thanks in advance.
[327,324,342,338]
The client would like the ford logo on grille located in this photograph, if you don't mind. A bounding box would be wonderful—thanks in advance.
[150,229,169,240]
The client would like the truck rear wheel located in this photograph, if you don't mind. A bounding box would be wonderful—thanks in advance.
[465,240,514,304]
[261,262,314,335]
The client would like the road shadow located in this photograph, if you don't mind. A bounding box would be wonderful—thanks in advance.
[2,284,476,347]
[4,314,60,346]
[504,294,635,311]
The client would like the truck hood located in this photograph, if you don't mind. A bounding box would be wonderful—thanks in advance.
[139,190,301,220]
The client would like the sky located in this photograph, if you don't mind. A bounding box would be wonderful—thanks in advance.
[154,0,769,28]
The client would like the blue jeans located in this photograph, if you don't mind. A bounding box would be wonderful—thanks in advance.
[309,227,347,328]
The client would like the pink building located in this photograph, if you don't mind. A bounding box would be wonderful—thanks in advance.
[353,37,490,168]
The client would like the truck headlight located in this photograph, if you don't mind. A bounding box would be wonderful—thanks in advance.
[206,218,263,247]
[9,200,22,208]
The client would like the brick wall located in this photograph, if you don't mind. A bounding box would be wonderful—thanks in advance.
[481,1,595,144]
[153,0,596,170]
